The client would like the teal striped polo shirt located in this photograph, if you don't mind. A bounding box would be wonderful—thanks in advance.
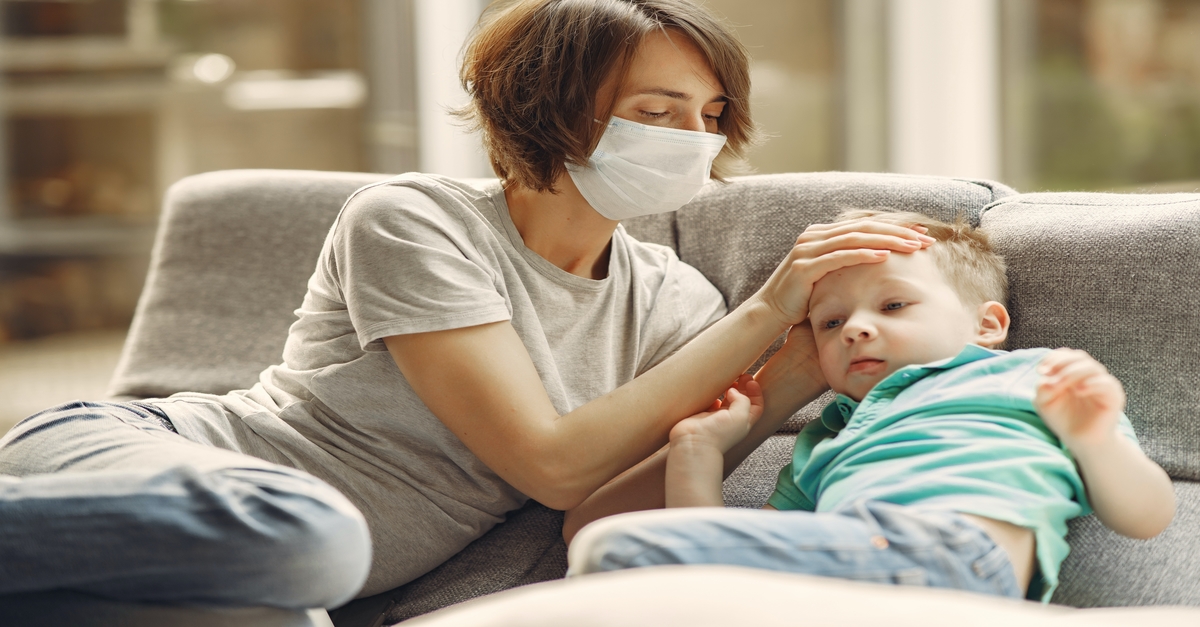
[767,345,1139,601]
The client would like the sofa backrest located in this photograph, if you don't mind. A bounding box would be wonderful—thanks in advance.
[667,171,1017,313]
[983,192,1200,482]
[109,169,389,398]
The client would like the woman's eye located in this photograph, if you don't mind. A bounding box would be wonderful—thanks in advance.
[703,113,721,121]
[640,110,669,119]
[884,302,907,311]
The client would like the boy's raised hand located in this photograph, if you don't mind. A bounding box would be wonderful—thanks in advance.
[669,375,765,454]
[1034,348,1126,448]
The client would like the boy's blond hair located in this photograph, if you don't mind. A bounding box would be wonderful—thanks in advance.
[835,209,1008,307]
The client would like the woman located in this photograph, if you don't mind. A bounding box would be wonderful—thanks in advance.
[0,0,930,609]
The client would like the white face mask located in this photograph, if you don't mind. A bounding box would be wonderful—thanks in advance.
[566,117,727,221]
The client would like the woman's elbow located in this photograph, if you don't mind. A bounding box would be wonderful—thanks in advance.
[518,460,593,512]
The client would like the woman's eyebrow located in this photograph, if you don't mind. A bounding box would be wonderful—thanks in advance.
[633,87,727,104]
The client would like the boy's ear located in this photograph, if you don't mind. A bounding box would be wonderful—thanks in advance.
[974,301,1010,348]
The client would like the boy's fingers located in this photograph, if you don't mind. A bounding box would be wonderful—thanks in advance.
[1046,359,1106,390]
[1036,348,1076,374]
[1037,348,1098,376]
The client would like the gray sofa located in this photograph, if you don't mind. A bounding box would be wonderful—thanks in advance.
[8,170,1198,626]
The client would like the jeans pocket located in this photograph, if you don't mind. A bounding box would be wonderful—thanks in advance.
[971,544,1014,581]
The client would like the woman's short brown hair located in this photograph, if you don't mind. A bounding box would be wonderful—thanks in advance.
[458,0,757,193]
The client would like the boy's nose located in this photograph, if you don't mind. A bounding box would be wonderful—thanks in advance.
[841,316,876,343]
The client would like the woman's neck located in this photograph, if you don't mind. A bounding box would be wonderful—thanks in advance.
[504,174,619,280]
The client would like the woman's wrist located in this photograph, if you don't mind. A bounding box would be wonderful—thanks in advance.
[738,291,796,337]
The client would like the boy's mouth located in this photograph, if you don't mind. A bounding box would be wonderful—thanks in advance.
[848,357,885,374]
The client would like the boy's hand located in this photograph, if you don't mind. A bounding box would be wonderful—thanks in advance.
[669,375,764,454]
[1034,348,1125,448]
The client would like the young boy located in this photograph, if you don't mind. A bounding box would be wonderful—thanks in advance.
[568,210,1175,601]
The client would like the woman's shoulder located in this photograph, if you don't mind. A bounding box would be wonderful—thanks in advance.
[334,173,501,239]
[342,174,496,218]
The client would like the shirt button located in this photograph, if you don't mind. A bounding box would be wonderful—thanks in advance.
[871,535,890,549]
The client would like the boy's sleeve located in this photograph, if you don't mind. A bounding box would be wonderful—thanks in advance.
[766,462,815,511]
[1116,412,1140,445]
[764,409,840,511]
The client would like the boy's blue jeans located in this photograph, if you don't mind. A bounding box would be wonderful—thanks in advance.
[568,500,1024,599]
[0,401,372,609]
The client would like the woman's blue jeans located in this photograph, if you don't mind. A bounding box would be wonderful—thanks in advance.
[568,500,1024,599]
[0,401,371,609]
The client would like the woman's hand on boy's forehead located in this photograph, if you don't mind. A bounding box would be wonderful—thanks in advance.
[754,218,935,328]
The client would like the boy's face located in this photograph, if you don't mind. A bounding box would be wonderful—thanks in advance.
[809,250,1003,402]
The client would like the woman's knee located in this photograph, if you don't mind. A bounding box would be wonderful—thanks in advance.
[190,466,373,608]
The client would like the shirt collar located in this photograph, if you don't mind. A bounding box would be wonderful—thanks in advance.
[823,344,1006,428]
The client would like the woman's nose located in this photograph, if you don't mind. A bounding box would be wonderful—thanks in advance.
[677,112,708,133]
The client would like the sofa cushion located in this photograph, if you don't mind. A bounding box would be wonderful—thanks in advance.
[722,433,797,509]
[108,169,389,399]
[981,192,1200,481]
[1053,480,1200,606]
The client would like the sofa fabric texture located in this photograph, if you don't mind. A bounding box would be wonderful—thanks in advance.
[107,170,1197,625]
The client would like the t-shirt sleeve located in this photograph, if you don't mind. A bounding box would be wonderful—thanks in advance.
[636,254,727,374]
[325,183,511,352]
[767,462,815,511]
[1115,412,1139,445]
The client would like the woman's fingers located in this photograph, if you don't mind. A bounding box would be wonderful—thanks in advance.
[792,247,893,280]
[797,219,935,249]
[796,230,932,259]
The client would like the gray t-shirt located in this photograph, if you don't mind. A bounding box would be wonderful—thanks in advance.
[155,173,726,594]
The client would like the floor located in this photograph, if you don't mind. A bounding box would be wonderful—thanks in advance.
[0,329,128,436]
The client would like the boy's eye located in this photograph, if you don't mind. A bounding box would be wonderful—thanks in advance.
[884,302,907,311]
[822,318,843,330]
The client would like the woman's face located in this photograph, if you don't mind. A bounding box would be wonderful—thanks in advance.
[608,30,727,134]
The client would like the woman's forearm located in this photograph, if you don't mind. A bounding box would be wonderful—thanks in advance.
[563,337,826,542]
